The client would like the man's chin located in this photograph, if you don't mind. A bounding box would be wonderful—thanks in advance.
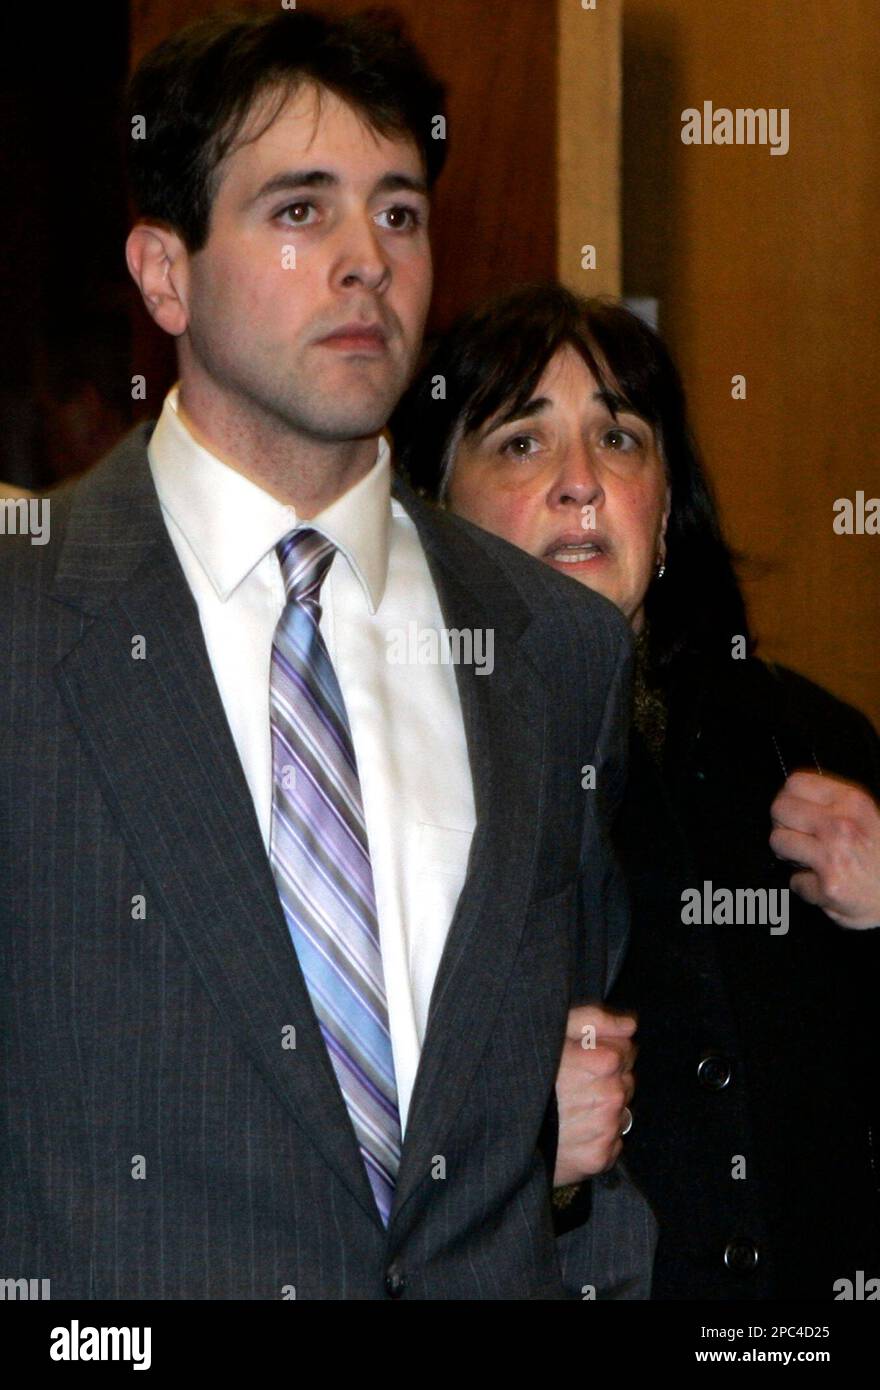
[301,384,402,442]
[290,408,391,445]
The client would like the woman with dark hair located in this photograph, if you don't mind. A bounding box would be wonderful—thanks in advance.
[392,283,880,1299]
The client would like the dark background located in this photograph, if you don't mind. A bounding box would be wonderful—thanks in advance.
[0,4,132,489]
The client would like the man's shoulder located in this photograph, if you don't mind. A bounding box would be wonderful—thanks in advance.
[453,509,627,624]
[393,478,632,662]
[0,421,158,605]
[0,478,71,590]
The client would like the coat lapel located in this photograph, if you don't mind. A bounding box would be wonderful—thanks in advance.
[388,483,549,1228]
[52,425,380,1226]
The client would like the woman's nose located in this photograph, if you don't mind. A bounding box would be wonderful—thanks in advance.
[547,444,603,508]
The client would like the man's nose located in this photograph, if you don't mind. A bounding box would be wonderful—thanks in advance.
[333,214,391,294]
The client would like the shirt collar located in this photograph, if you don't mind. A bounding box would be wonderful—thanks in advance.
[147,384,392,612]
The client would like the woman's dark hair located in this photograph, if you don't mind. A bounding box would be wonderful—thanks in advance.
[392,283,753,680]
[125,7,447,252]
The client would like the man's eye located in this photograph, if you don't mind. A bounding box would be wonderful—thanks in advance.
[375,205,422,231]
[278,201,317,225]
[500,434,540,459]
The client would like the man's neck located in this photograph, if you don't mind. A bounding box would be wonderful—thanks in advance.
[176,380,380,519]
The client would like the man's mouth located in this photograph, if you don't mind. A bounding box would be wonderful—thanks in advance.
[317,322,388,353]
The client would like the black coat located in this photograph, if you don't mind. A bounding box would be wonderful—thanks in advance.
[610,655,880,1299]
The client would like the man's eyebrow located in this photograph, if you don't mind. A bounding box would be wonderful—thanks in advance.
[373,171,429,196]
[250,169,336,203]
[250,168,428,204]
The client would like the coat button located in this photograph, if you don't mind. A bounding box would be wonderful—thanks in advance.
[384,1262,406,1299]
[697,1053,733,1091]
[723,1238,759,1274]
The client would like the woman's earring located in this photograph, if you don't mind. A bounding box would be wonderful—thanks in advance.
[655,559,666,579]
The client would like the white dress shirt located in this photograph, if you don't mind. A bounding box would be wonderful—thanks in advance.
[148,385,476,1131]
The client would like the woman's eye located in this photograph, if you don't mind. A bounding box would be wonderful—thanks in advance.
[375,205,422,231]
[602,427,639,452]
[500,434,540,459]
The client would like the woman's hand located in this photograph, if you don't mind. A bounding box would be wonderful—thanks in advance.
[770,769,880,928]
[553,1004,637,1187]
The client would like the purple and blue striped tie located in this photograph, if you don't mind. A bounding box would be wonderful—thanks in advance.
[269,527,401,1225]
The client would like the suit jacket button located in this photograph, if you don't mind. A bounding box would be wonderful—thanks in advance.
[697,1053,733,1090]
[723,1238,759,1274]
[384,1262,405,1299]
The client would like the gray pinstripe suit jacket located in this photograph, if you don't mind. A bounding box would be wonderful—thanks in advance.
[0,422,654,1299]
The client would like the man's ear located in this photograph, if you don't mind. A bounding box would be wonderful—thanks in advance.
[125,223,190,337]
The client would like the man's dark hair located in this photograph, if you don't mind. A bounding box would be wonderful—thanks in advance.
[392,283,753,681]
[125,7,447,251]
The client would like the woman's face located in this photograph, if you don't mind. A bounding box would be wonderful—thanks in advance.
[446,345,671,632]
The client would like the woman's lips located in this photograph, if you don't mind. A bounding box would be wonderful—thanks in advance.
[541,534,610,569]
[543,545,608,569]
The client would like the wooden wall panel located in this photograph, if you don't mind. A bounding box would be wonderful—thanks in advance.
[623,0,880,728]
[558,0,621,296]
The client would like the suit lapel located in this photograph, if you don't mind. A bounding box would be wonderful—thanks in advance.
[388,483,549,1227]
[52,426,380,1226]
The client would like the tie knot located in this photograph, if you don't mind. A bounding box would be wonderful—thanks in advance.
[277,527,337,607]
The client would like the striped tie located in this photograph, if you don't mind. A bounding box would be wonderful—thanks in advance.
[269,527,401,1225]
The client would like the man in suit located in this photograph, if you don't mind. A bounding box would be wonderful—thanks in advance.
[0,8,652,1298]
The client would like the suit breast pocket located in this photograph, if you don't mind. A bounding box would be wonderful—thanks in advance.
[417,822,474,878]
